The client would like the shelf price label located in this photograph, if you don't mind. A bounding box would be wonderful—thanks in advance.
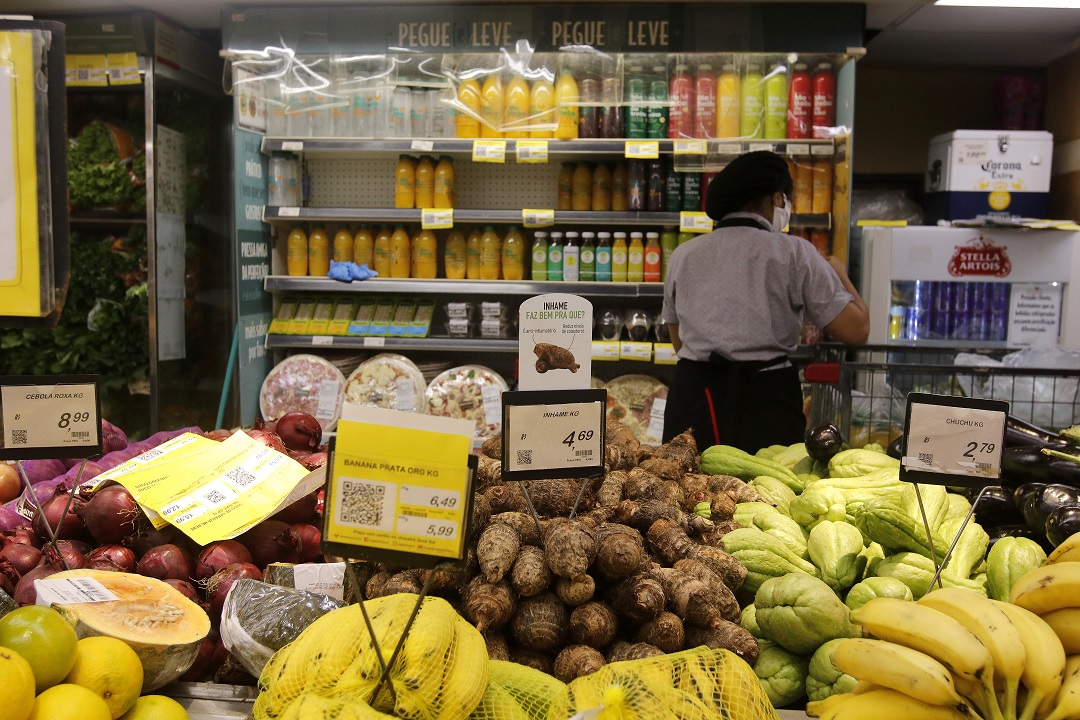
[65,54,109,87]
[277,207,300,218]
[522,208,555,228]
[620,342,653,361]
[410,140,435,152]
[680,211,713,234]
[106,52,140,85]
[674,139,707,155]
[280,141,304,152]
[516,140,549,163]
[625,141,660,159]
[472,140,507,163]
[591,341,621,361]
[900,393,1008,488]
[786,143,810,156]
[812,144,835,156]
[653,343,678,365]
[749,142,775,153]
[1,375,102,460]
[502,389,606,481]
[715,143,742,155]
[421,208,454,229]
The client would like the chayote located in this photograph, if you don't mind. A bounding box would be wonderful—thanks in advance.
[986,536,1048,601]
[805,638,859,702]
[753,642,810,707]
[807,520,866,594]
[844,576,914,611]
[755,573,859,655]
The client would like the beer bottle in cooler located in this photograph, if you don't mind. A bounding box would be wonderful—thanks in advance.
[665,157,683,211]
[611,162,629,211]
[600,73,624,138]
[682,172,702,211]
[646,159,666,212]
[627,160,647,211]
[579,75,600,139]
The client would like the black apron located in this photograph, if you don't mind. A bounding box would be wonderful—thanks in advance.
[661,216,806,453]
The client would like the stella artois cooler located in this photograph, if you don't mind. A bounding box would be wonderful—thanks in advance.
[860,226,1080,349]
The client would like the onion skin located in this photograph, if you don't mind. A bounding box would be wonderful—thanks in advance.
[303,453,328,471]
[0,464,20,503]
[42,542,87,571]
[0,542,42,577]
[101,419,129,454]
[272,491,319,525]
[244,429,287,455]
[206,562,262,616]
[136,543,194,581]
[86,544,137,573]
[0,505,26,533]
[163,578,201,603]
[124,525,181,557]
[203,429,233,442]
[16,459,66,486]
[195,540,253,581]
[79,485,142,544]
[239,520,303,569]
[290,523,323,563]
[14,564,60,605]
[274,412,322,452]
[1,527,40,549]
[32,492,87,542]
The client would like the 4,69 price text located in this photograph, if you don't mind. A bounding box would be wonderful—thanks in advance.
[59,412,91,429]
[562,430,595,450]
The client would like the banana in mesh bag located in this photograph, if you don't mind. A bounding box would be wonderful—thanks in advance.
[469,660,567,720]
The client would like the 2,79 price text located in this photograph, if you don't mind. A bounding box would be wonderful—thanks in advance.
[562,430,594,450]
[963,442,996,458]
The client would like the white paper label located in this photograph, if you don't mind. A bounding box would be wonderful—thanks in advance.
[811,144,834,156]
[311,335,334,346]
[400,484,461,511]
[653,343,678,364]
[674,139,707,155]
[472,140,506,162]
[1,381,100,455]
[625,140,660,159]
[410,140,435,152]
[1007,282,1062,349]
[278,206,300,217]
[364,337,386,347]
[35,577,118,606]
[516,140,549,163]
[291,562,346,601]
[749,142,774,153]
[647,397,667,442]
[620,342,653,361]
[315,380,341,421]
[786,143,810,156]
[396,514,458,541]
[505,400,604,473]
[481,384,503,430]
[395,378,416,412]
[902,403,1006,480]
[592,341,621,360]
[281,141,304,151]
[716,143,741,155]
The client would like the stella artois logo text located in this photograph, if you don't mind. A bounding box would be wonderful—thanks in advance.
[948,235,1011,278]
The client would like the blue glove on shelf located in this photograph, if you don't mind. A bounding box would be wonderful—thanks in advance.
[328,260,379,282]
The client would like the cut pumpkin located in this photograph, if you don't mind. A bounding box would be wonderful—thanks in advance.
[48,569,210,691]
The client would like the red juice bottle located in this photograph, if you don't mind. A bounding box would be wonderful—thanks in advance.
[694,64,717,139]
[668,64,694,139]
[811,62,836,138]
[787,62,811,139]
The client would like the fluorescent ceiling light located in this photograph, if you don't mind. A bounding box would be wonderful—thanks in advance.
[936,0,1080,7]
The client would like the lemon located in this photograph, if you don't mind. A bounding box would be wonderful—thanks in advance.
[0,646,35,720]
[64,636,144,719]
[28,684,112,720]
[117,695,189,720]
[0,605,78,693]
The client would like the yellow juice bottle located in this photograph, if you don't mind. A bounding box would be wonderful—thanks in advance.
[332,226,354,263]
[389,225,411,278]
[373,225,392,277]
[503,75,530,138]
[465,227,482,280]
[287,226,308,276]
[557,162,575,211]
[502,225,525,280]
[611,231,628,282]
[554,69,579,140]
[480,73,504,138]
[394,154,416,209]
[433,155,455,209]
[412,228,438,278]
[716,63,741,138]
[414,155,435,209]
[353,225,374,267]
[308,225,330,276]
[479,225,502,280]
[627,231,645,282]
[591,162,612,211]
[444,228,467,279]
[571,162,593,211]
[530,75,555,138]
[455,78,482,138]
[611,162,629,211]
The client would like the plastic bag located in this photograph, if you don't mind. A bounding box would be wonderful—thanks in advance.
[955,347,1080,427]
[850,189,925,226]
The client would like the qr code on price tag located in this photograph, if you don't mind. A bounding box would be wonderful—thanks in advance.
[339,479,394,531]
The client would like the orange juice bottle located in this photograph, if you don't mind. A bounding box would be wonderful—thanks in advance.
[373,225,392,277]
[811,159,834,214]
[353,225,374,267]
[530,75,555,138]
[412,228,437,278]
[643,231,661,282]
[479,225,502,280]
[480,73,504,138]
[554,68,579,140]
[308,225,330,276]
[332,226,354,263]
[455,78,482,138]
[394,154,416,208]
[414,155,435,208]
[389,225,411,278]
[504,75,530,138]
[591,162,612,211]
[465,227,482,279]
[572,163,592,211]
[444,228,467,279]
[557,162,574,211]
[433,155,455,209]
[501,225,525,280]
[716,63,740,138]
[793,160,814,214]
[611,162,629,211]
[287,226,308,276]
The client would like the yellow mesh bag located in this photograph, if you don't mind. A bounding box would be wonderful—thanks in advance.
[548,646,780,720]
[253,593,489,720]
[468,660,567,720]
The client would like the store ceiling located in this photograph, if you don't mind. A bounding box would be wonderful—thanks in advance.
[5,0,1080,68]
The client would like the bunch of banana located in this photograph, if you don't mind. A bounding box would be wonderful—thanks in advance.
[1010,533,1080,656]
[807,591,1080,720]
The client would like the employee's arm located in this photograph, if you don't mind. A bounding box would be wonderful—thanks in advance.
[668,323,682,353]
[823,256,870,345]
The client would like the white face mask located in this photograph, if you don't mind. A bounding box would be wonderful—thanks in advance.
[772,196,791,233]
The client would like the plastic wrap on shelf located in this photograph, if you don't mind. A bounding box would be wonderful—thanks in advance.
[605,374,669,442]
[425,364,509,439]
[343,352,428,413]
[260,354,346,431]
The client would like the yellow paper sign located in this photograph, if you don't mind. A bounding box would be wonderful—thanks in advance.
[620,341,653,361]
[421,209,454,230]
[106,52,141,85]
[324,406,474,562]
[680,211,714,234]
[625,140,660,159]
[653,343,678,365]
[674,139,707,155]
[516,140,549,163]
[65,54,109,87]
[472,140,507,163]
[522,208,555,228]
[591,341,621,361]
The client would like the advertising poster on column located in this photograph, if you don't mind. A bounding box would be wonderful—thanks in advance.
[518,293,592,391]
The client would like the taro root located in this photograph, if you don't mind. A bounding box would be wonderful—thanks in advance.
[469,492,492,541]
[484,484,528,514]
[607,641,664,663]
[543,518,597,582]
[646,518,697,565]
[462,576,516,633]
[673,558,741,621]
[510,593,567,652]
[476,456,503,492]
[634,610,685,653]
[593,523,647,582]
[480,435,502,460]
[685,622,761,664]
[650,566,723,629]
[554,575,596,607]
[510,545,552,598]
[509,648,554,675]
[477,521,521,584]
[484,632,510,661]
[607,572,665,622]
[524,478,593,517]
[687,544,747,592]
[492,512,542,545]
[533,343,579,374]
[596,470,629,508]
[569,602,618,650]
[553,645,605,682]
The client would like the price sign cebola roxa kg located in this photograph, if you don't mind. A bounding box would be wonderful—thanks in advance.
[0,375,102,460]
[900,393,1008,489]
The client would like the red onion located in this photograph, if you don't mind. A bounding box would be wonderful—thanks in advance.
[124,525,181,557]
[287,449,311,464]
[272,491,319,525]
[136,543,193,581]
[0,505,26,533]
[290,523,322,563]
[42,541,87,571]
[239,520,302,569]
[86,544,137,573]
[0,569,13,595]
[303,453,328,471]
[56,539,91,555]
[0,542,42,576]
[164,578,201,602]
[274,412,322,452]
[254,417,277,435]
[245,429,287,455]
[79,485,142,544]
[195,541,252,581]
[14,564,60,605]
[32,492,86,542]
[87,557,122,572]
[181,632,222,682]
[2,526,40,549]
[101,419,129,454]
[16,459,66,486]
[203,429,233,442]
[206,562,262,616]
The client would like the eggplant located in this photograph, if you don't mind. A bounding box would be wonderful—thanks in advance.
[804,423,850,464]
[967,484,1023,529]
[1021,484,1080,533]
[1046,504,1080,547]
[1001,445,1080,490]
[1013,482,1049,512]
[986,523,1054,554]
[1005,415,1074,449]
[886,435,904,461]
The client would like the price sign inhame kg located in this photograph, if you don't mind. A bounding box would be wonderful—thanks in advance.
[501,389,606,481]
[0,375,102,460]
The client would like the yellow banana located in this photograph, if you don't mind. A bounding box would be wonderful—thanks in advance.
[815,687,975,720]
[991,600,1066,720]
[919,587,1026,720]
[1042,655,1080,720]
[1047,533,1080,564]
[1041,607,1080,654]
[806,693,851,718]
[851,680,886,695]
[392,597,459,719]
[437,617,492,720]
[831,638,971,710]
[469,682,532,720]
[1009,563,1080,615]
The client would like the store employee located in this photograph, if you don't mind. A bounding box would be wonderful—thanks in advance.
[660,151,869,453]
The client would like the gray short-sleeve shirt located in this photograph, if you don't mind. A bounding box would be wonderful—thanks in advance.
[661,212,853,362]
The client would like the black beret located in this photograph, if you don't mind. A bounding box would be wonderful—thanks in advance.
[705,151,794,221]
